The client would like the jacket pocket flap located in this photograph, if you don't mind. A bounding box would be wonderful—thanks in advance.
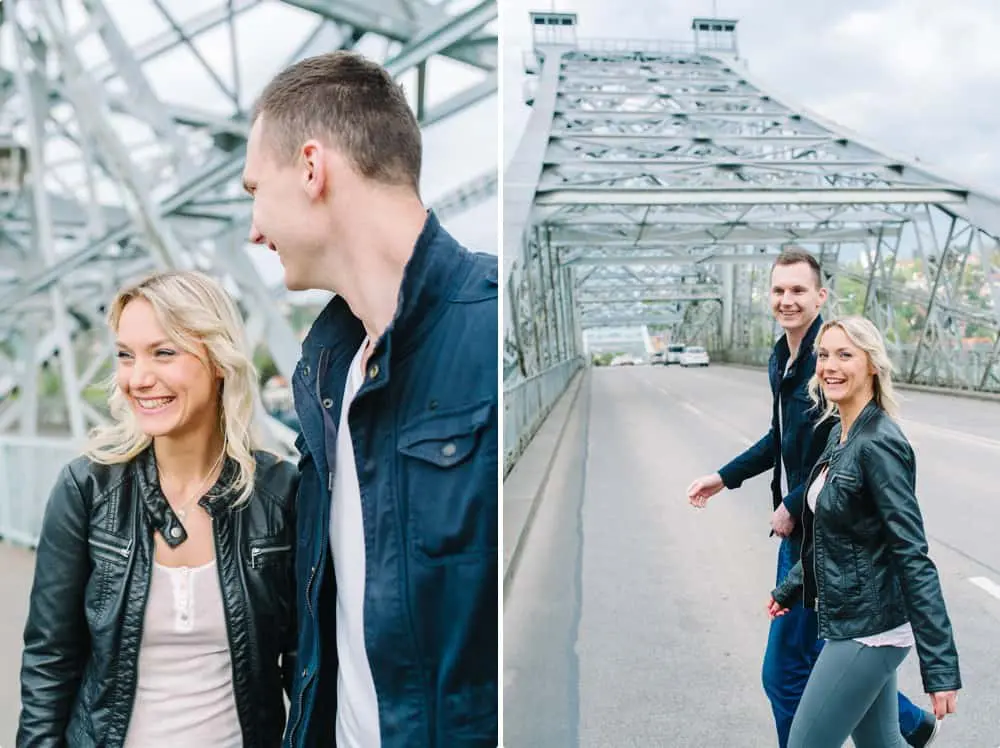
[399,400,493,468]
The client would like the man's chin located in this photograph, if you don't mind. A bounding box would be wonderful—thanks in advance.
[775,312,812,331]
[283,270,308,292]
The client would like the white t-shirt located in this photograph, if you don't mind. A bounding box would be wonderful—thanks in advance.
[779,357,793,498]
[329,340,381,746]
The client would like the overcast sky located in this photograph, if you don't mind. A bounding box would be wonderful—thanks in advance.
[502,0,1000,194]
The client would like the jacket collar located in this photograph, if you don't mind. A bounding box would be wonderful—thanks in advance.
[775,312,824,375]
[134,444,239,547]
[302,209,463,359]
[830,398,882,450]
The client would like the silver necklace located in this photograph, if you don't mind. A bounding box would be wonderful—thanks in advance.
[158,450,225,521]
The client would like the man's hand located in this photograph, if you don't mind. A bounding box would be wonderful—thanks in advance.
[771,503,795,537]
[929,691,958,719]
[687,473,724,508]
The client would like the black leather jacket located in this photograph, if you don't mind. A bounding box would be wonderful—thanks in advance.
[18,447,298,747]
[772,400,961,694]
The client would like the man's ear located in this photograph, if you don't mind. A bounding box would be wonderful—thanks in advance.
[301,140,327,200]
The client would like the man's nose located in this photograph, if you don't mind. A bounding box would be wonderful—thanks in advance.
[248,223,265,245]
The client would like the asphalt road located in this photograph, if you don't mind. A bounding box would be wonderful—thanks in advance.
[503,364,1000,747]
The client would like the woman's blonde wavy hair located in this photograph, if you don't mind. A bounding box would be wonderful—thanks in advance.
[807,316,901,424]
[84,270,264,507]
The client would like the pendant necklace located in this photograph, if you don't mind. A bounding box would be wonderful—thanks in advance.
[159,449,225,521]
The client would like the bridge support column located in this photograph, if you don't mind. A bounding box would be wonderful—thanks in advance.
[721,262,735,350]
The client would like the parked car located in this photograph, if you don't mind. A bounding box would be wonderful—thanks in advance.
[680,345,710,367]
[664,344,685,365]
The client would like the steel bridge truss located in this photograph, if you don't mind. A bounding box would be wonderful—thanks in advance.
[0,0,497,444]
[504,14,1000,393]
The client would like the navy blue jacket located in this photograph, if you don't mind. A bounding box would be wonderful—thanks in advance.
[718,314,835,544]
[283,212,498,747]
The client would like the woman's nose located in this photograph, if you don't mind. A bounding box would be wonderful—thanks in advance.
[130,360,156,389]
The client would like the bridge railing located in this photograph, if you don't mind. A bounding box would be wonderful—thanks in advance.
[0,435,80,547]
[504,357,585,476]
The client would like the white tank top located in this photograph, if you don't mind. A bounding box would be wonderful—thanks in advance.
[123,559,242,747]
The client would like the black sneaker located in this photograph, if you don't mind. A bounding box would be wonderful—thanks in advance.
[905,712,941,747]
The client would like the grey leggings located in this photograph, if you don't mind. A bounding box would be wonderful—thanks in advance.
[788,639,911,748]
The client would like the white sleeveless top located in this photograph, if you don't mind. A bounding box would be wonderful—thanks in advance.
[808,469,915,648]
[123,559,242,746]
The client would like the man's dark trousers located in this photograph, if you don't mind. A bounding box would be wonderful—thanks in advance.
[764,538,925,747]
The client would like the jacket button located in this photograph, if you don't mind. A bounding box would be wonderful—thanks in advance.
[368,363,379,379]
[170,526,182,539]
[441,443,457,458]
[304,365,311,377]
[322,398,333,409]
[302,668,308,678]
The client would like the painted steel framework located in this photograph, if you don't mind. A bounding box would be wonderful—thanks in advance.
[0,0,497,445]
[504,13,1000,402]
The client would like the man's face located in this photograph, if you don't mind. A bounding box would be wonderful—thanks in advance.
[769,261,827,335]
[243,117,323,292]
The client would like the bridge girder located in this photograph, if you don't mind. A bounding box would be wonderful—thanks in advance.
[0,0,498,443]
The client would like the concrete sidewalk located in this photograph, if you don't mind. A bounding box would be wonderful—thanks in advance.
[503,368,587,597]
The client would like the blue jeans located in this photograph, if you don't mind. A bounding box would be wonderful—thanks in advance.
[763,538,925,748]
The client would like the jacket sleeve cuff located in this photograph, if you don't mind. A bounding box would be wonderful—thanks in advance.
[782,484,805,518]
[921,668,962,694]
[718,463,742,490]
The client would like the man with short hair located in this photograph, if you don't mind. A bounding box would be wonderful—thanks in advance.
[686,248,938,747]
[243,50,498,747]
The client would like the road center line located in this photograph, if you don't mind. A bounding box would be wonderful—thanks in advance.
[969,576,1000,600]
[648,379,754,447]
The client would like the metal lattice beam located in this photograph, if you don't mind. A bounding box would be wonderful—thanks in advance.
[0,0,497,444]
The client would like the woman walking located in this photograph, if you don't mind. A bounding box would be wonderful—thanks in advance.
[768,316,960,748]
[18,270,298,747]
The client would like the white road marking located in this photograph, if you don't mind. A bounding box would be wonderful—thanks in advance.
[680,401,702,417]
[646,378,755,447]
[900,419,1000,452]
[969,576,1000,601]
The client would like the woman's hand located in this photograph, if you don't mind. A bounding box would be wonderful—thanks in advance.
[766,597,789,620]
[929,690,957,719]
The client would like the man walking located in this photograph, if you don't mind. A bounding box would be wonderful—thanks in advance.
[686,248,938,747]
[243,51,498,747]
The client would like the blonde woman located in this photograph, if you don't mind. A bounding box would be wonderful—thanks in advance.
[767,316,960,748]
[18,271,298,747]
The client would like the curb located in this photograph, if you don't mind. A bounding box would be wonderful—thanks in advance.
[502,369,587,600]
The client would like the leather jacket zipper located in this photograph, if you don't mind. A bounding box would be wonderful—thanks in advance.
[89,536,131,558]
[120,523,153,742]
[809,460,828,633]
[214,514,253,744]
[250,544,291,569]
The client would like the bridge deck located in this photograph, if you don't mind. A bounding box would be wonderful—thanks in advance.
[504,364,1000,746]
